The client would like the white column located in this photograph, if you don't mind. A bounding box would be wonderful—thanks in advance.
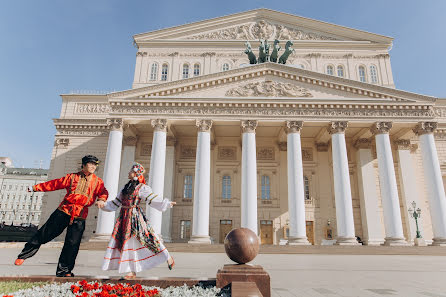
[147,119,167,236]
[355,138,384,246]
[118,136,137,190]
[286,121,310,245]
[414,122,446,246]
[241,120,258,235]
[328,121,358,245]
[94,119,123,239]
[395,139,425,244]
[371,122,407,246]
[189,120,213,244]
[161,144,175,242]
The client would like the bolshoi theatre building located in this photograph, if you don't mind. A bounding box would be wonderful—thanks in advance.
[42,9,446,246]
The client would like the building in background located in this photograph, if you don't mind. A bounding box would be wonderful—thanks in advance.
[41,9,446,246]
[0,159,48,226]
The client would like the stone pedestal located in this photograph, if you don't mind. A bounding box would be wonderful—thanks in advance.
[414,238,427,246]
[216,264,270,297]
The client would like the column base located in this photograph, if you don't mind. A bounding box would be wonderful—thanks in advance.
[287,237,311,245]
[383,237,409,246]
[188,235,212,244]
[335,237,360,245]
[414,238,427,246]
[431,237,446,246]
[89,234,111,242]
[363,239,385,246]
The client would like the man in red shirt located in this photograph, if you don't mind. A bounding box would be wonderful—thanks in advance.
[14,155,109,277]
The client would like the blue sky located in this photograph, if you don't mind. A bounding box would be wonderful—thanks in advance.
[0,0,445,169]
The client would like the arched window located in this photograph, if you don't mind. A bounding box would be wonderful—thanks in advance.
[222,175,231,199]
[261,175,270,200]
[370,65,378,84]
[337,65,344,77]
[222,63,229,71]
[161,63,168,81]
[193,63,200,76]
[304,176,310,200]
[326,65,334,75]
[150,63,158,81]
[358,66,366,82]
[183,175,193,199]
[182,64,189,79]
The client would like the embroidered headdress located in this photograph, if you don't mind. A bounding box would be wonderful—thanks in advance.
[131,162,146,184]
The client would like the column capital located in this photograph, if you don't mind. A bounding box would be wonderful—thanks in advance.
[413,122,437,136]
[241,120,258,133]
[327,121,348,134]
[123,136,138,146]
[354,138,372,149]
[370,122,393,135]
[107,118,123,131]
[286,121,303,134]
[151,119,168,132]
[196,119,213,132]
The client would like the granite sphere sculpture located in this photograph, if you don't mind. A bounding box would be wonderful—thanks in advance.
[224,228,260,264]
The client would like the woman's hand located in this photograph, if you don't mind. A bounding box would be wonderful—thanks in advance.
[96,200,106,209]
[170,201,176,208]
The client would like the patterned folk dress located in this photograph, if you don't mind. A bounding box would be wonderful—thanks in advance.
[101,184,171,273]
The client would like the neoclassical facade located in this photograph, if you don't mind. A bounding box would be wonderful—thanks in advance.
[42,9,446,246]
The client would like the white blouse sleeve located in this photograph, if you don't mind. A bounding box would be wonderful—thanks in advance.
[101,190,123,212]
[138,184,172,212]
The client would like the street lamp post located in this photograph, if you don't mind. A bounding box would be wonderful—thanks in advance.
[408,201,422,239]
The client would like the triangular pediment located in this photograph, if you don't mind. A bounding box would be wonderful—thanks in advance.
[133,9,392,44]
[109,63,435,104]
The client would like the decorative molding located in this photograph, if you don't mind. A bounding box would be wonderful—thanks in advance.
[434,107,446,118]
[218,146,237,160]
[327,121,348,134]
[278,142,287,151]
[286,121,303,134]
[151,119,168,132]
[180,145,196,159]
[107,118,123,131]
[110,103,434,121]
[123,136,138,146]
[302,148,313,161]
[186,21,337,41]
[54,119,109,136]
[393,139,413,150]
[354,138,372,149]
[75,103,110,114]
[54,138,70,148]
[140,143,152,156]
[257,147,275,160]
[241,120,258,133]
[315,142,329,152]
[225,81,312,97]
[370,121,392,135]
[196,119,213,132]
[413,122,438,135]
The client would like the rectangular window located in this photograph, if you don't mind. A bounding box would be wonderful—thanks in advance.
[304,176,310,200]
[180,220,191,239]
[261,175,270,200]
[161,64,168,81]
[183,175,193,199]
[222,175,231,199]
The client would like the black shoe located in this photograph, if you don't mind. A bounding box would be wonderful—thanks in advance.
[56,272,74,277]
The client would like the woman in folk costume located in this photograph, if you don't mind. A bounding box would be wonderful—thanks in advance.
[97,162,175,280]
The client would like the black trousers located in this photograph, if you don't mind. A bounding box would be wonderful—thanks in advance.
[17,209,85,276]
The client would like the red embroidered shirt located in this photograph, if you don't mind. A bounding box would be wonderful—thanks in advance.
[33,172,108,222]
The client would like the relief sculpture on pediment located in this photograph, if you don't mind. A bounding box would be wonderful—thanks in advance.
[225,81,313,97]
[186,20,337,41]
